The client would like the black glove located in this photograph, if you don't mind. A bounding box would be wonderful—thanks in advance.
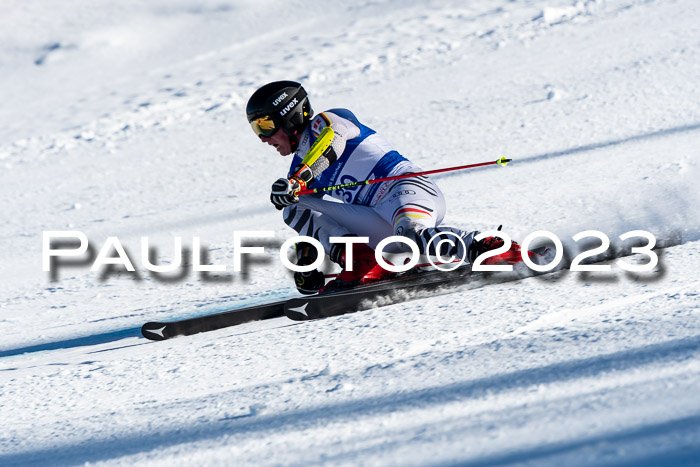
[293,240,325,294]
[270,164,314,210]
[294,269,325,295]
[270,177,302,210]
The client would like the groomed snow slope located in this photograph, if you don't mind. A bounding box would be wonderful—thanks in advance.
[1,0,699,465]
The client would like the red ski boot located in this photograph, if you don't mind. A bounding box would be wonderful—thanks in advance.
[468,236,536,266]
[324,243,393,291]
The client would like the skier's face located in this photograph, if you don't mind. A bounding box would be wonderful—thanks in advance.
[260,130,293,156]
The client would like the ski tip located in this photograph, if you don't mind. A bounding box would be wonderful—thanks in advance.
[497,156,512,166]
[141,322,169,341]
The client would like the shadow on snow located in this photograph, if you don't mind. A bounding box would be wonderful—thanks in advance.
[435,122,700,179]
[2,334,699,466]
[0,328,142,359]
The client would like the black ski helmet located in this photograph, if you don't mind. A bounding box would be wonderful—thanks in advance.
[246,81,313,147]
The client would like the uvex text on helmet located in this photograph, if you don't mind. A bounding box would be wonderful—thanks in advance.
[246,81,313,139]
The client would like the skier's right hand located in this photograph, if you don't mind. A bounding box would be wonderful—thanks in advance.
[270,177,302,210]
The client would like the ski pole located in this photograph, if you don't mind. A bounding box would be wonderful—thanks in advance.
[296,156,511,196]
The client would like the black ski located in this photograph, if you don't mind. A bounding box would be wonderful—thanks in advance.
[143,242,657,337]
[141,300,286,341]
[285,247,552,321]
[285,264,484,320]
[140,263,486,339]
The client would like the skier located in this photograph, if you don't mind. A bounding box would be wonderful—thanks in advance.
[246,80,508,294]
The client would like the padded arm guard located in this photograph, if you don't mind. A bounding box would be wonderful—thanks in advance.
[300,125,345,179]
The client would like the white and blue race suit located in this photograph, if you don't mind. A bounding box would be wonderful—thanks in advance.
[282,108,476,258]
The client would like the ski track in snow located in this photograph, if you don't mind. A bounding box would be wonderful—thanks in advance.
[1,0,699,465]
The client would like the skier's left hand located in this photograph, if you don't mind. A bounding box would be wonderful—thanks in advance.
[270,177,305,210]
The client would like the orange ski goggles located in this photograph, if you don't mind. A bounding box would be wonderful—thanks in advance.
[250,115,280,138]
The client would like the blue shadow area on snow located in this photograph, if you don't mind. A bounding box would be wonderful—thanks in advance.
[0,327,142,359]
[2,334,699,466]
[445,414,700,467]
[0,293,296,360]
[434,122,700,179]
[516,122,700,165]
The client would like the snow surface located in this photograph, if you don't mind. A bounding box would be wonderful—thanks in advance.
[1,0,700,465]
